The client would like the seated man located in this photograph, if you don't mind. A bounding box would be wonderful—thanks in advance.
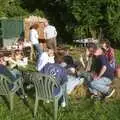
[0,54,17,81]
[87,48,115,99]
[40,54,68,107]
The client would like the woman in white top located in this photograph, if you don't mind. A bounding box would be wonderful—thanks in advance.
[37,47,55,71]
[29,23,42,57]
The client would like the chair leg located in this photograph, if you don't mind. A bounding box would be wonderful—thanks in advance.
[34,97,39,116]
[63,84,68,107]
[54,99,58,120]
[21,85,25,96]
[10,94,14,111]
[65,85,68,106]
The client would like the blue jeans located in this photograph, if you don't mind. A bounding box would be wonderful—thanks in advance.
[89,77,112,95]
[33,44,42,56]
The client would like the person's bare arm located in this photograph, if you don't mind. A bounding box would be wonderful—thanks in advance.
[95,65,107,80]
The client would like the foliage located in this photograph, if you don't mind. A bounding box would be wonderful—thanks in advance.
[0,0,120,42]
[67,0,103,39]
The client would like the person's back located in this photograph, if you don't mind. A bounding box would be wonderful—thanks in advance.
[29,28,39,45]
[37,48,55,71]
[40,63,67,85]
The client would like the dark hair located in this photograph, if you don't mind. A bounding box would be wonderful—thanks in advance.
[30,23,39,30]
[54,52,64,64]
[87,43,97,50]
[100,39,111,48]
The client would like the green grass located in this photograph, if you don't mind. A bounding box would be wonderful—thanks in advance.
[0,96,120,120]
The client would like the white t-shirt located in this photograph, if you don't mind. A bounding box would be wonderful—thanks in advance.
[37,52,55,71]
[29,29,39,44]
[44,25,57,39]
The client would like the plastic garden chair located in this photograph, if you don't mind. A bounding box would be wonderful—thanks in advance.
[0,74,25,111]
[31,72,67,120]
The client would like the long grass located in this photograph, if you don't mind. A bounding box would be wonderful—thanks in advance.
[0,96,120,120]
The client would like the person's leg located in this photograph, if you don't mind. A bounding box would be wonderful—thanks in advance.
[10,69,22,80]
[79,72,93,84]
[52,37,57,51]
[34,44,42,56]
[46,39,52,49]
[90,77,112,94]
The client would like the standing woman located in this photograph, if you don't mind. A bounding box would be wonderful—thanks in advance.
[29,23,42,59]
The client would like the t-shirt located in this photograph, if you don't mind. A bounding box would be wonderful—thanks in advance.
[104,47,115,63]
[44,25,57,39]
[37,52,55,71]
[29,29,39,44]
[93,55,114,80]
[40,63,68,95]
[41,63,67,85]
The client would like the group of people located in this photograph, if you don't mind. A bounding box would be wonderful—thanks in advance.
[83,40,116,100]
[29,20,57,60]
[35,38,116,102]
[0,19,117,108]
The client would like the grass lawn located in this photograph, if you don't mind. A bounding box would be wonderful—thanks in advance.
[0,96,120,120]
[0,47,120,120]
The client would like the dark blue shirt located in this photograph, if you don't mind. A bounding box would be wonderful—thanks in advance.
[93,55,114,80]
[40,63,68,95]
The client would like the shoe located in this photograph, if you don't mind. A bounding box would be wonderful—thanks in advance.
[91,95,102,100]
[46,100,50,103]
[26,84,34,90]
[61,101,66,107]
[105,89,115,98]
[20,95,28,99]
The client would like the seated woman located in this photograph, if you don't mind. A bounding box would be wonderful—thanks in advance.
[100,40,116,69]
[0,53,27,99]
[5,50,28,69]
[37,47,55,71]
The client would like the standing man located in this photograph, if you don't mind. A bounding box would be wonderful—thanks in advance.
[44,21,57,51]
[29,23,42,58]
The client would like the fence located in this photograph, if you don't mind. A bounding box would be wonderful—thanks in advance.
[0,18,24,47]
